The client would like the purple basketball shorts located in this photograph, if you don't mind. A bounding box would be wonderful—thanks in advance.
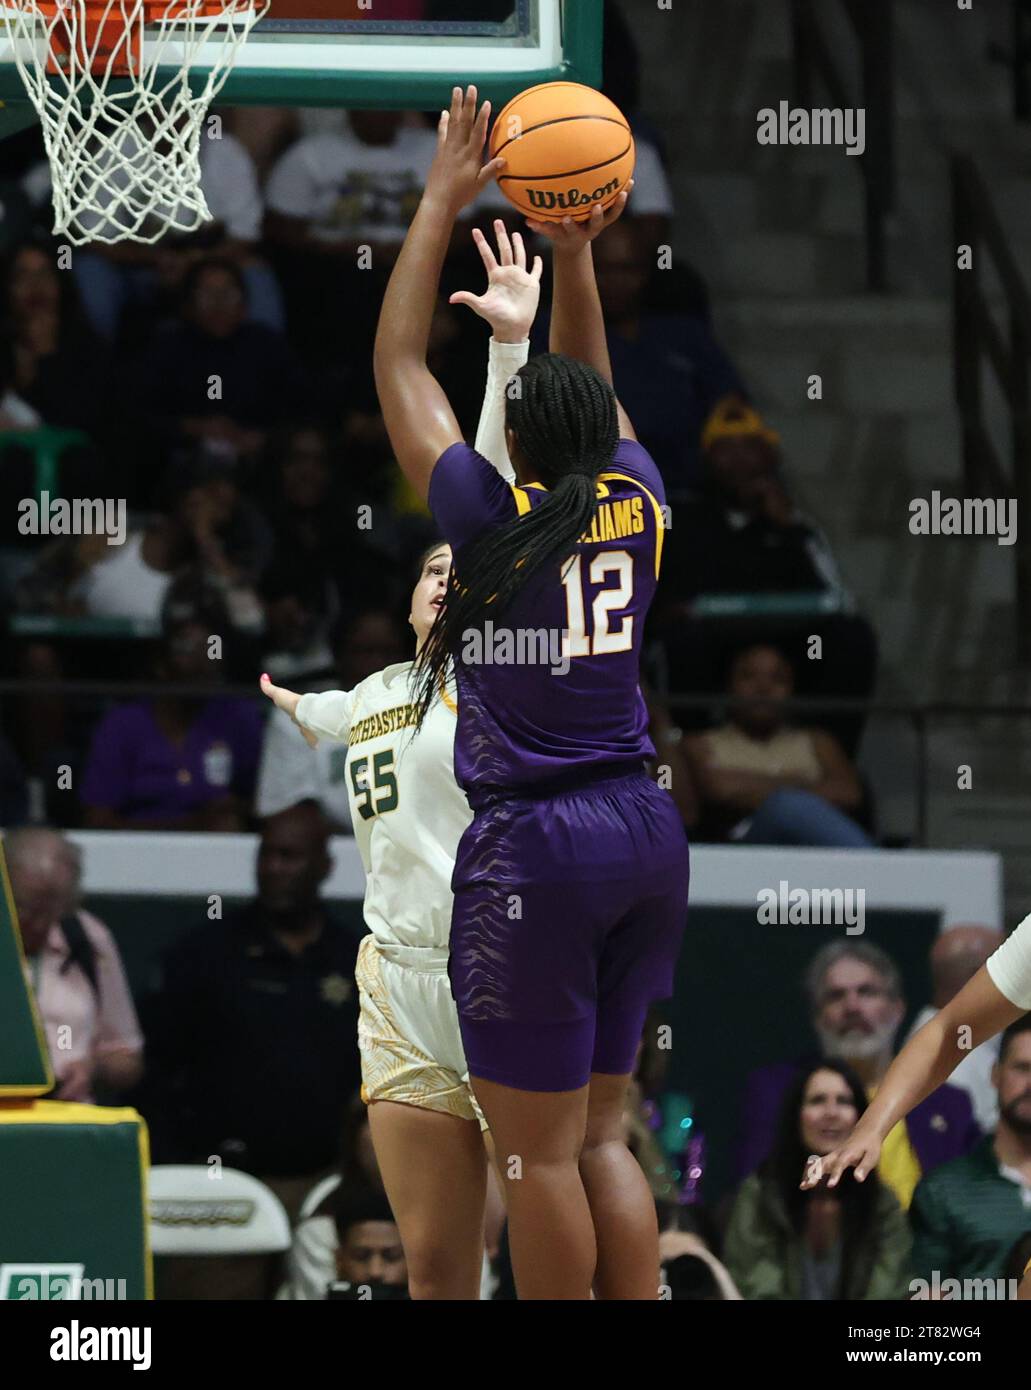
[448,765,690,1092]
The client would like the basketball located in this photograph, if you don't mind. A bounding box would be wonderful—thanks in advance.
[489,81,635,222]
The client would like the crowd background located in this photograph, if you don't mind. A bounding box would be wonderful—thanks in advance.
[1,0,1027,1302]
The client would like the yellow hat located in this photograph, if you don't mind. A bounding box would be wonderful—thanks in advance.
[701,396,781,453]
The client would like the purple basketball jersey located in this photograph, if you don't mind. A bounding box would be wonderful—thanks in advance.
[428,437,666,792]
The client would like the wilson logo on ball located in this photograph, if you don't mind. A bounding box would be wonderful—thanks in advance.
[526,177,622,212]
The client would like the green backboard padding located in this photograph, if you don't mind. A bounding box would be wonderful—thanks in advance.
[0,1104,150,1300]
[0,845,53,1097]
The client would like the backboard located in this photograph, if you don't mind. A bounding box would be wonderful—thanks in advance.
[0,0,601,111]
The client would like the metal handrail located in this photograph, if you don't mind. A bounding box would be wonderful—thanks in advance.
[951,153,1031,658]
[790,0,896,291]
[2,678,1030,849]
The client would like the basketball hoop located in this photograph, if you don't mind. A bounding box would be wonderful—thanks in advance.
[0,0,269,244]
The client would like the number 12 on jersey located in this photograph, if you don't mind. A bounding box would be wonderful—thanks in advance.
[560,550,635,658]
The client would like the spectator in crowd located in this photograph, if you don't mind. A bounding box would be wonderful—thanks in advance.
[909,1017,1031,1287]
[5,826,143,1102]
[139,802,365,1297]
[280,1091,386,1301]
[80,596,264,830]
[684,644,872,846]
[1,239,110,434]
[21,459,272,632]
[904,926,1005,1135]
[22,127,284,341]
[265,110,440,365]
[135,258,309,468]
[657,1202,743,1300]
[582,216,745,491]
[255,606,410,830]
[736,942,980,1211]
[724,1061,912,1300]
[330,1187,408,1297]
[654,397,878,756]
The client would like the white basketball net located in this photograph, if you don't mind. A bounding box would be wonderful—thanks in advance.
[1,0,269,244]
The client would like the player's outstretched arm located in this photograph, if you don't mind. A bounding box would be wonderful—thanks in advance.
[528,185,637,439]
[452,218,542,480]
[801,963,1022,1191]
[373,86,503,502]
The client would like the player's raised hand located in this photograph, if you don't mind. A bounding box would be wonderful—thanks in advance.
[526,180,634,253]
[259,673,319,749]
[426,85,504,212]
[450,219,543,342]
[800,1128,884,1191]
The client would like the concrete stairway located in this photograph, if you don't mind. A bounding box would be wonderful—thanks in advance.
[623,0,1031,906]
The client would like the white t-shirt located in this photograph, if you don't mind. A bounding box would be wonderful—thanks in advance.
[255,703,353,831]
[296,665,470,951]
[71,530,171,621]
[987,913,1031,1010]
[266,126,439,244]
[473,130,673,217]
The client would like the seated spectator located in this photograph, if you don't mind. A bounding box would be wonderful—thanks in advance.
[1,238,109,434]
[255,606,410,829]
[910,1017,1031,1288]
[80,596,264,830]
[6,826,143,1101]
[575,217,745,491]
[329,1188,408,1299]
[904,926,1005,1134]
[280,1091,386,1301]
[24,457,272,632]
[266,110,478,369]
[724,1061,912,1299]
[657,1202,742,1300]
[138,802,365,1297]
[654,397,878,756]
[24,127,284,341]
[135,258,310,467]
[736,942,981,1211]
[684,643,872,847]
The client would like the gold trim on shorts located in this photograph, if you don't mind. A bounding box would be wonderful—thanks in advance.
[355,935,486,1129]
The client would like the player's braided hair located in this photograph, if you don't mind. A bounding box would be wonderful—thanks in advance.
[410,353,619,729]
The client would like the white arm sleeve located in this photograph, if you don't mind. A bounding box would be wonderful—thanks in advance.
[295,688,359,743]
[474,338,530,483]
[986,913,1031,1010]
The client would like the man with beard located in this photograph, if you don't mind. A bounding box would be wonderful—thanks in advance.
[735,942,979,1210]
[905,1019,1031,1287]
[141,800,364,1297]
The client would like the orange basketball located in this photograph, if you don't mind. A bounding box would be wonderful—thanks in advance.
[489,82,635,223]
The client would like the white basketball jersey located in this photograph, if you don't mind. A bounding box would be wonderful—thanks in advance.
[296,662,469,951]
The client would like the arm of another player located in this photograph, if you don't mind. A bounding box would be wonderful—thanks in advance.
[373,87,504,503]
[260,669,366,755]
[801,964,1023,1191]
[527,187,637,440]
[451,218,543,479]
